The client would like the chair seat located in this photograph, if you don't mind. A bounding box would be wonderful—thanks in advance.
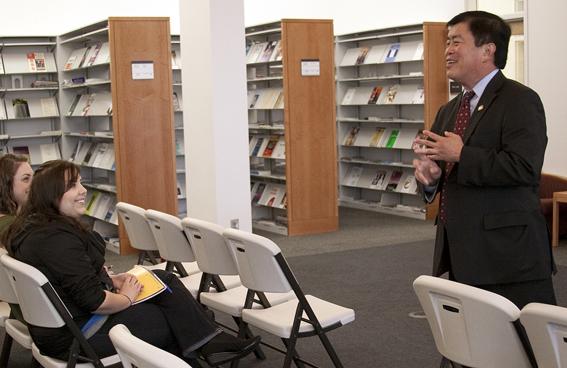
[32,344,120,367]
[145,261,201,275]
[4,319,32,348]
[0,301,10,327]
[200,285,296,317]
[242,295,355,338]
[179,273,242,298]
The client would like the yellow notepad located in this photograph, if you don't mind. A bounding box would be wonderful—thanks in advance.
[126,266,167,304]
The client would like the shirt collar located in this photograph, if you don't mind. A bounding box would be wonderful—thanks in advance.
[466,69,499,112]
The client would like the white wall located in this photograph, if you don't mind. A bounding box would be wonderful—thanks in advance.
[1,0,463,35]
[526,0,567,176]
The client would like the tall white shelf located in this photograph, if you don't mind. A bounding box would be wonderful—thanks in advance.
[57,21,119,251]
[335,23,448,220]
[0,36,61,163]
[171,34,186,217]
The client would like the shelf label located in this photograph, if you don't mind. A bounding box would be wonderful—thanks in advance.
[131,61,154,80]
[300,59,320,76]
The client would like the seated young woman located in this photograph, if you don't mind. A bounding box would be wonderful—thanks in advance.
[0,154,33,232]
[1,160,260,366]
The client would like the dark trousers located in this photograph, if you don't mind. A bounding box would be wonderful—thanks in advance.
[87,270,219,358]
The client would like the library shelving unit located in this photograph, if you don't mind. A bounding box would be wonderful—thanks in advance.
[0,36,61,163]
[58,18,177,254]
[246,19,338,236]
[171,34,187,217]
[335,23,448,220]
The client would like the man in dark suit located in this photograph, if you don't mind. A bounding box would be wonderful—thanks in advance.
[413,10,556,309]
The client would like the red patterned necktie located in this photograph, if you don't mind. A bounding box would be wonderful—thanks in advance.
[438,90,475,223]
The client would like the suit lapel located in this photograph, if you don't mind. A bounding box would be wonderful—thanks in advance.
[463,70,505,144]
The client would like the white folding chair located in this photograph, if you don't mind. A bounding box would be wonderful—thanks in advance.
[109,324,191,368]
[0,254,119,368]
[0,248,33,367]
[145,210,239,298]
[521,302,567,368]
[413,275,537,368]
[223,228,355,368]
[181,217,294,317]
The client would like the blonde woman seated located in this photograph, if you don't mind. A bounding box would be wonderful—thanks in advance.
[1,160,259,367]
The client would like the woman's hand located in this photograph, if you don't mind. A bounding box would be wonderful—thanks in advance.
[118,274,143,303]
[110,272,130,290]
[95,275,142,314]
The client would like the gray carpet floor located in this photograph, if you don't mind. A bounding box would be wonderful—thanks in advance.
[2,207,566,367]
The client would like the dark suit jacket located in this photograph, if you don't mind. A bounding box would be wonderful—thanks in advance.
[426,70,554,285]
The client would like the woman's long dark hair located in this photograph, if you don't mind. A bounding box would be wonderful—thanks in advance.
[0,154,29,216]
[2,160,86,255]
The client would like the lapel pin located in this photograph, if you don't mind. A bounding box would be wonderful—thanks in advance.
[478,105,484,111]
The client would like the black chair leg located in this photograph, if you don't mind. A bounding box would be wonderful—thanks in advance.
[0,334,13,368]
[281,338,305,368]
[234,318,265,360]
[316,331,343,368]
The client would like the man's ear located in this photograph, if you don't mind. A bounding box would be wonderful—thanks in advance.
[482,43,496,61]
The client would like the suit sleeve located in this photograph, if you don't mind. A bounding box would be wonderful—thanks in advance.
[458,88,547,187]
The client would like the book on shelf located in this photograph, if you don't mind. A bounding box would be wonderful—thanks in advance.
[0,99,6,120]
[67,95,81,116]
[258,183,286,207]
[0,57,4,74]
[246,42,266,64]
[269,40,282,62]
[2,52,56,74]
[91,143,110,168]
[343,166,363,186]
[367,86,383,104]
[176,178,186,198]
[250,136,268,157]
[386,170,403,191]
[248,91,260,109]
[82,143,98,166]
[380,85,399,104]
[413,42,424,60]
[26,52,47,72]
[85,191,100,215]
[342,126,360,146]
[250,182,266,204]
[412,86,424,104]
[126,266,167,305]
[271,137,285,159]
[262,136,279,157]
[340,47,365,66]
[258,41,278,63]
[40,97,59,117]
[393,128,420,149]
[31,79,59,88]
[383,43,400,63]
[355,47,370,65]
[11,98,30,118]
[383,129,400,148]
[274,91,284,109]
[39,143,61,162]
[341,88,356,105]
[368,168,391,190]
[64,47,89,70]
[92,193,113,220]
[369,127,386,147]
[172,92,181,111]
[84,43,103,67]
[396,172,418,194]
[352,127,375,147]
[92,42,110,65]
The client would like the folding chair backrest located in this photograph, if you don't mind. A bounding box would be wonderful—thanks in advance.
[182,217,238,275]
[0,248,19,304]
[109,324,191,368]
[116,202,159,252]
[521,302,567,368]
[0,254,66,328]
[222,228,291,293]
[145,210,196,263]
[413,275,531,368]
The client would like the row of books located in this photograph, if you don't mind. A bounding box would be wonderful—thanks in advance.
[0,52,57,74]
[251,181,287,209]
[341,84,424,105]
[64,42,110,70]
[246,40,283,64]
[249,135,285,159]
[7,143,61,165]
[339,41,423,66]
[342,126,419,149]
[70,141,115,170]
[0,96,59,119]
[342,166,418,194]
[85,190,119,225]
[248,88,284,109]
[67,92,112,116]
